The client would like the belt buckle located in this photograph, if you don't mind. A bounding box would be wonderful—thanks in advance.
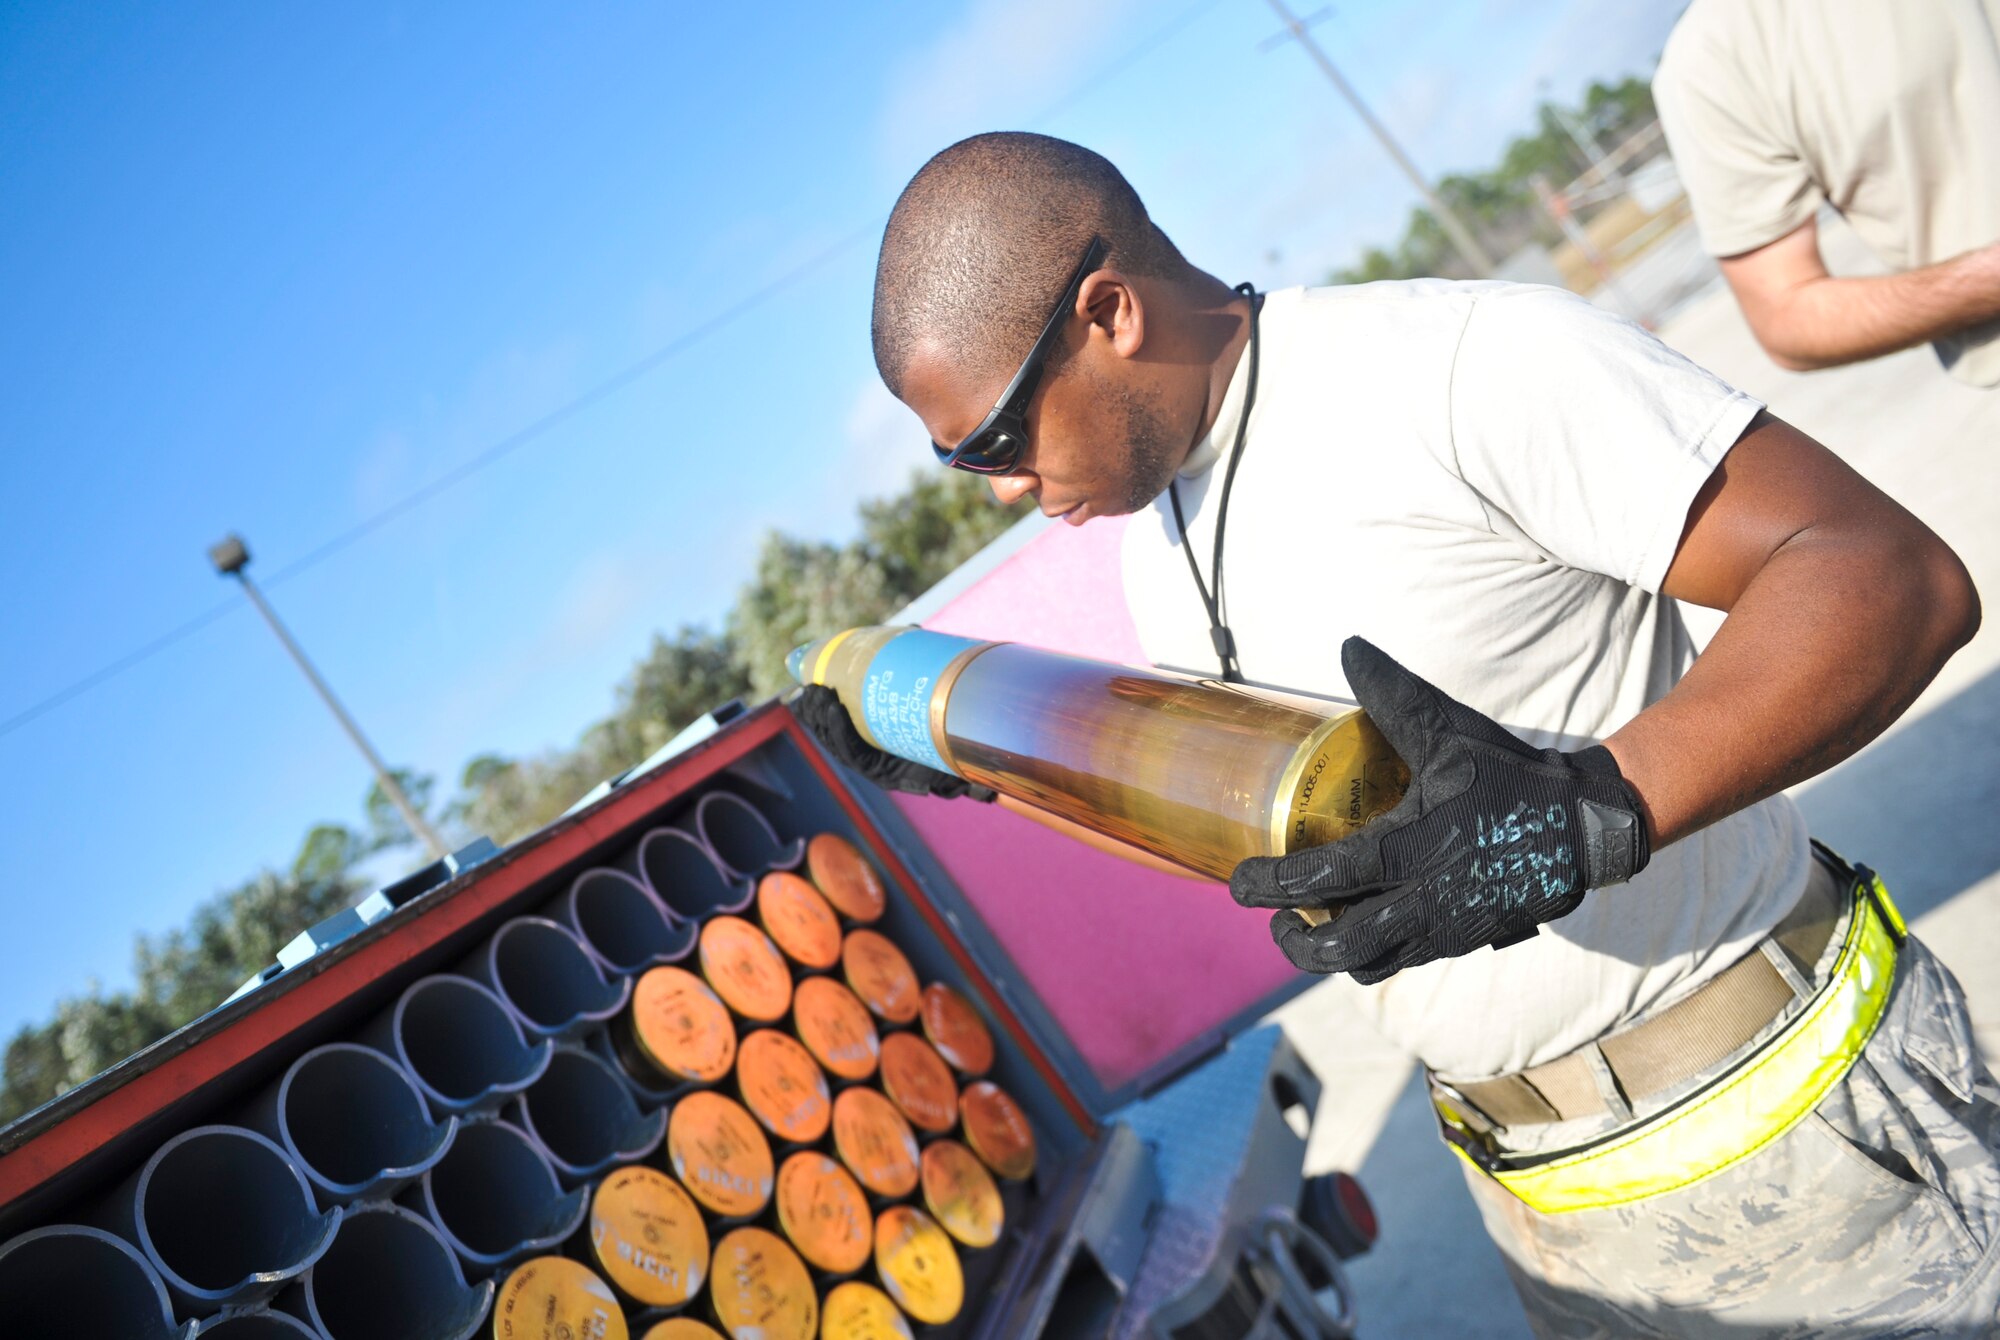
[1428,1081,1504,1174]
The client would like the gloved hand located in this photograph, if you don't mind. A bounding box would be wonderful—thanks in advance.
[1230,638,1650,984]
[794,685,997,802]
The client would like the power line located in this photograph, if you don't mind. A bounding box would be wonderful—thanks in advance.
[0,1,1228,744]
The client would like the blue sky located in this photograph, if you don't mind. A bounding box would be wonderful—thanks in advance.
[0,0,1684,1031]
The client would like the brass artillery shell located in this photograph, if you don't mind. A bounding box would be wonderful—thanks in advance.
[736,1029,832,1145]
[792,977,881,1083]
[699,917,794,1024]
[959,1081,1036,1182]
[773,1151,873,1276]
[492,1256,627,1340]
[806,834,886,924]
[587,1165,710,1309]
[830,1087,920,1199]
[841,931,918,1025]
[626,966,737,1084]
[919,982,994,1078]
[919,1140,1004,1249]
[709,1227,818,1340]
[877,1034,957,1135]
[668,1091,774,1220]
[820,1281,914,1340]
[757,872,844,971]
[873,1206,963,1326]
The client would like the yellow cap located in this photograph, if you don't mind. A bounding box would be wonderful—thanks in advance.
[643,1322,725,1340]
[820,1281,914,1340]
[920,1140,1004,1249]
[492,1256,628,1340]
[629,966,736,1083]
[588,1165,710,1307]
[873,1206,964,1326]
[709,1227,818,1340]
[668,1091,775,1219]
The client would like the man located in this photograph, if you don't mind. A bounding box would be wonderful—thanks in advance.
[799,131,1991,1335]
[1653,0,2000,384]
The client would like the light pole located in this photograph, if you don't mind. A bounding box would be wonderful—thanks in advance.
[1261,0,1497,277]
[208,534,449,859]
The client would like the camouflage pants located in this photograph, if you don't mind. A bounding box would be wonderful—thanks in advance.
[1463,933,2000,1338]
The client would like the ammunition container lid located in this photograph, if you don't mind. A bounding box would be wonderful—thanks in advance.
[919,1140,1004,1249]
[699,916,794,1023]
[630,966,737,1083]
[709,1227,818,1340]
[820,1281,914,1340]
[841,930,919,1025]
[758,871,844,970]
[806,833,887,923]
[668,1091,775,1219]
[873,1206,964,1326]
[774,1151,873,1275]
[792,976,881,1082]
[588,1165,710,1308]
[830,1086,921,1199]
[643,1322,726,1340]
[877,1033,958,1135]
[737,1029,832,1144]
[492,1256,628,1340]
[918,982,994,1077]
[959,1080,1037,1181]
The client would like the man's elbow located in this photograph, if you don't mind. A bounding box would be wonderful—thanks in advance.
[1912,537,1982,663]
[1744,314,1846,372]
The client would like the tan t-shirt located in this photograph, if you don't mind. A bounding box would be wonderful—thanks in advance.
[1653,0,2000,386]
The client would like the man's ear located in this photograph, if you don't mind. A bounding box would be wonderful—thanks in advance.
[1078,269,1145,359]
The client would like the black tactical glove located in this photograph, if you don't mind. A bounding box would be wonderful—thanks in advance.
[1230,638,1649,984]
[794,685,997,802]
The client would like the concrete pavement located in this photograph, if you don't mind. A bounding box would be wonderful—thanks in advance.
[1269,220,2000,1336]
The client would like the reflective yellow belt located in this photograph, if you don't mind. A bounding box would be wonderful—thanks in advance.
[1437,864,1905,1215]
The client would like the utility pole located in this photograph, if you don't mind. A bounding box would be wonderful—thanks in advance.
[1261,0,1496,277]
[208,534,449,859]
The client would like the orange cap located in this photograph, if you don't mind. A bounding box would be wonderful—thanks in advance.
[873,1206,963,1326]
[877,1033,958,1135]
[830,1086,920,1199]
[919,982,995,1077]
[668,1091,775,1219]
[699,916,794,1022]
[960,1080,1037,1181]
[841,930,919,1025]
[920,1140,1004,1249]
[758,871,843,970]
[737,1029,831,1144]
[642,1322,725,1340]
[773,1151,873,1276]
[629,966,737,1083]
[709,1227,818,1340]
[791,977,881,1083]
[807,833,887,923]
[492,1256,628,1340]
[587,1165,710,1307]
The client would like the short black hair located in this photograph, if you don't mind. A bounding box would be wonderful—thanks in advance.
[872,132,1189,398]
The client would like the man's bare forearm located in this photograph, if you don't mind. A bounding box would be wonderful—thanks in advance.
[1605,526,1978,847]
[1727,236,2000,372]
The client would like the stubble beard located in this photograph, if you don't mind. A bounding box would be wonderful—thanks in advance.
[1108,381,1185,516]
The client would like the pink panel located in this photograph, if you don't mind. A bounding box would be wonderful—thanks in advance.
[908,516,1298,1094]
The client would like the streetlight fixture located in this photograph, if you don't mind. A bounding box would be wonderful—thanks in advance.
[208,534,449,859]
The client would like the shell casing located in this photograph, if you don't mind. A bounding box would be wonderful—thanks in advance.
[806,833,887,924]
[736,1029,832,1145]
[959,1081,1036,1182]
[872,1206,963,1326]
[757,872,844,971]
[841,930,919,1026]
[919,1140,1004,1250]
[709,1227,818,1340]
[773,1151,873,1276]
[642,1321,726,1340]
[918,982,994,1078]
[492,1256,627,1340]
[587,1165,710,1309]
[877,1033,958,1135]
[792,977,881,1083]
[830,1087,921,1199]
[626,966,737,1085]
[668,1091,775,1220]
[699,917,794,1024]
[820,1281,915,1340]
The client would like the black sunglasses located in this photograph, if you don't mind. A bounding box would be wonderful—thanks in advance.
[932,235,1108,475]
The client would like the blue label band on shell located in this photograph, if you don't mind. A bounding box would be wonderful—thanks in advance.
[859,629,981,775]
